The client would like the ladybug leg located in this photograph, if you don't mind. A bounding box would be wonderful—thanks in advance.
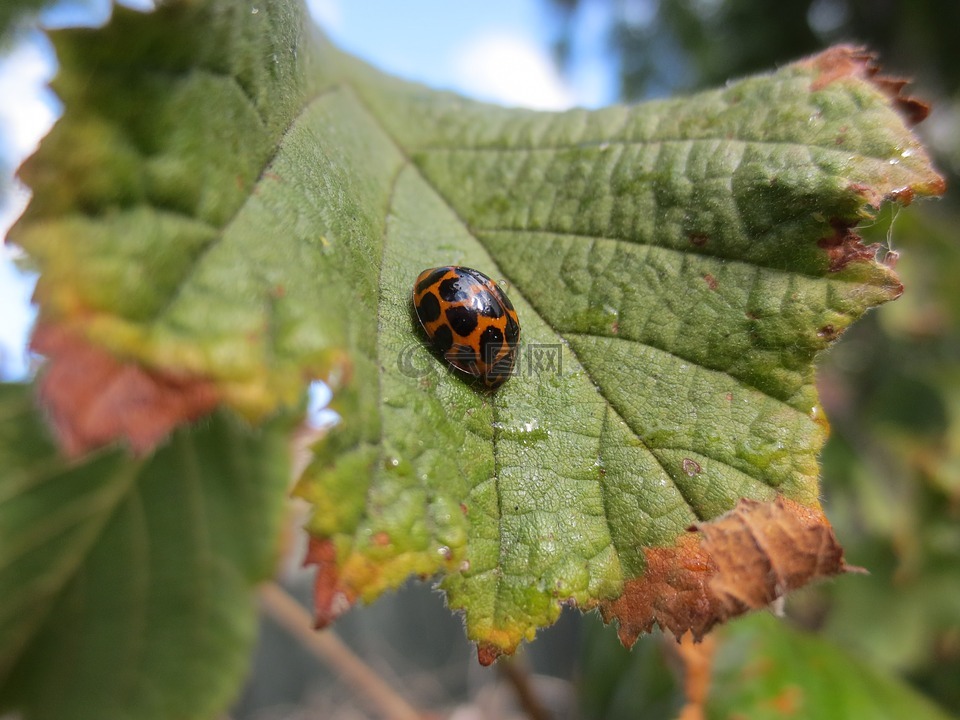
[445,344,481,376]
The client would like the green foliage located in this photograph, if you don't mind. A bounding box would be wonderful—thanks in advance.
[707,614,956,720]
[549,1,960,714]
[0,384,292,720]
[1,0,951,716]
[577,612,958,720]
[10,0,943,659]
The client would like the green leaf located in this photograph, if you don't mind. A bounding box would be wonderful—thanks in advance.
[574,610,956,720]
[706,613,957,720]
[0,383,292,720]
[795,209,960,700]
[11,1,944,658]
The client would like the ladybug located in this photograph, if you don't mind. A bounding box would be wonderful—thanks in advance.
[413,266,520,388]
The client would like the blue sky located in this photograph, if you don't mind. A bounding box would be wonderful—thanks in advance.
[0,0,616,381]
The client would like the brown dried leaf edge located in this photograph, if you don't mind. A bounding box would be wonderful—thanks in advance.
[597,496,851,651]
[801,44,932,128]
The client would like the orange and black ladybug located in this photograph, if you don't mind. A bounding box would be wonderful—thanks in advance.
[413,266,520,388]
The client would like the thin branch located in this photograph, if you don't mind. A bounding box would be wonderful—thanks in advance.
[499,656,551,720]
[258,582,424,720]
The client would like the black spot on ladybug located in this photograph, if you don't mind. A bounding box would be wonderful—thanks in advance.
[432,323,453,353]
[479,325,504,365]
[446,305,479,337]
[416,268,447,295]
[505,316,519,344]
[439,277,467,303]
[417,291,442,323]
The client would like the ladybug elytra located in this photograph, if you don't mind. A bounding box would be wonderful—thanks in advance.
[413,266,520,388]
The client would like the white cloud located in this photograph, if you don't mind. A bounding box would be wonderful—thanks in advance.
[453,33,575,111]
[0,34,59,166]
[0,244,37,381]
[118,0,157,11]
[0,34,55,380]
[306,0,343,33]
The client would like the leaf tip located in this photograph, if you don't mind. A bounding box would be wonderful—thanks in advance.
[476,643,504,667]
[600,496,848,648]
[798,45,932,126]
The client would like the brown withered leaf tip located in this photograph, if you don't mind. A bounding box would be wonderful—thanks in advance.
[600,496,849,648]
[799,45,930,125]
[32,324,220,458]
[304,536,357,628]
[477,643,503,667]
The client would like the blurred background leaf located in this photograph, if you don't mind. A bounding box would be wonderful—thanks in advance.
[0,383,294,720]
[705,613,955,720]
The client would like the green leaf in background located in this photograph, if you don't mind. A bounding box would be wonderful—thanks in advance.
[0,383,292,720]
[576,611,958,720]
[786,206,960,708]
[704,613,956,720]
[9,0,945,660]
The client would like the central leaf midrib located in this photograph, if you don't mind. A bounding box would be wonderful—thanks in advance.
[343,82,597,618]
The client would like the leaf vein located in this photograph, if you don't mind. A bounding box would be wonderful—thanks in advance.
[147,84,345,326]
[562,330,809,418]
[416,137,904,167]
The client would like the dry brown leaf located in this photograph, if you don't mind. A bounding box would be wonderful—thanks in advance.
[32,324,220,457]
[304,536,358,628]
